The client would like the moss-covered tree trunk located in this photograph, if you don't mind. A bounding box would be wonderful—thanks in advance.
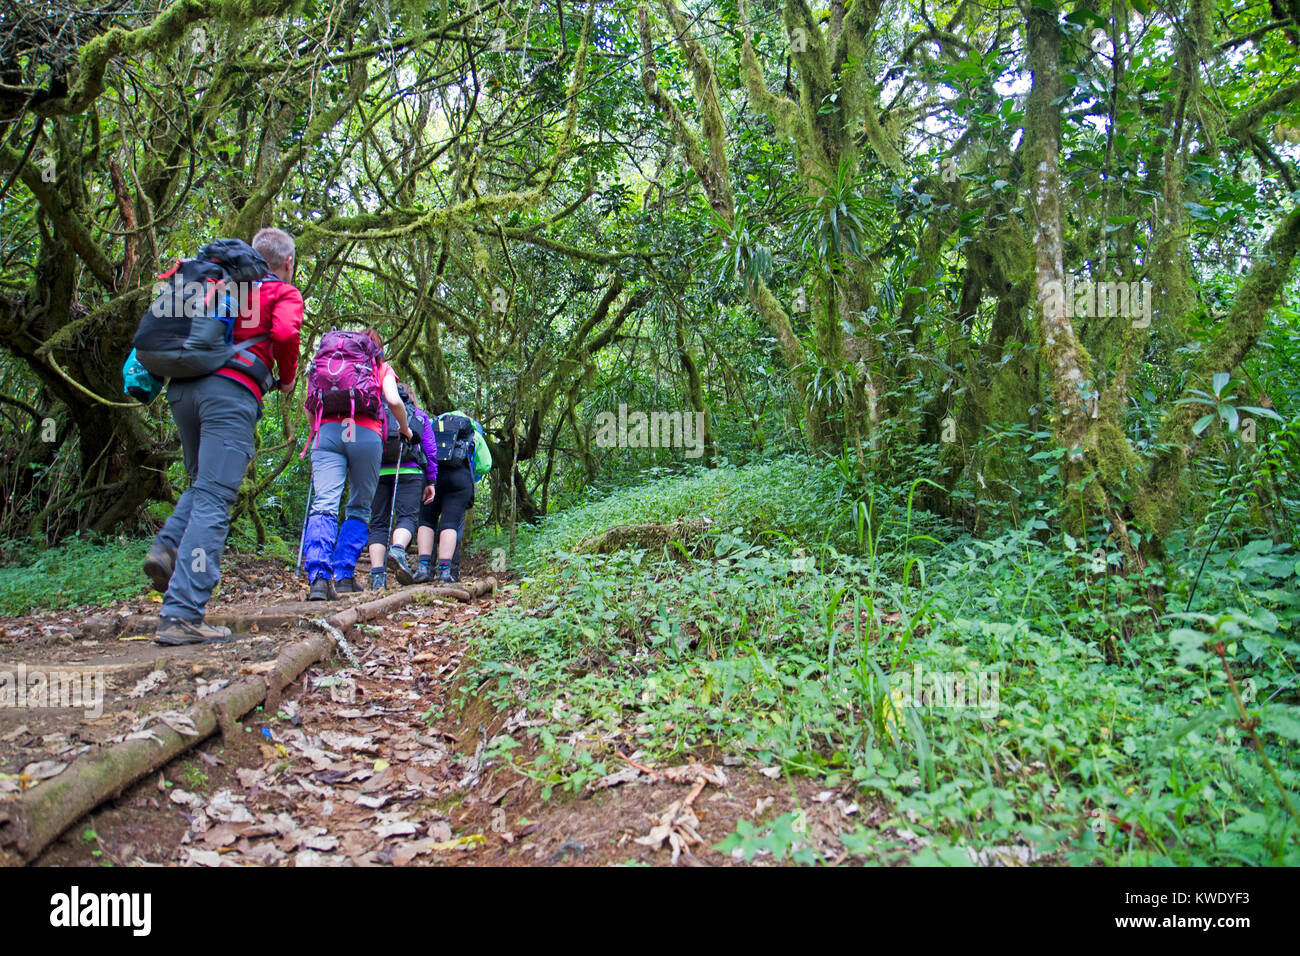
[1025,4,1108,537]
[674,320,715,467]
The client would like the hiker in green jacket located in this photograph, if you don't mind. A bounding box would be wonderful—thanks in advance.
[365,385,438,589]
[414,410,491,583]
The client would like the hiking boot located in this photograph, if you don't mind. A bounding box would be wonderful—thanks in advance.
[308,578,337,601]
[449,562,461,583]
[143,542,176,593]
[411,562,431,584]
[369,569,386,591]
[154,616,232,646]
[334,577,358,595]
[436,565,454,585]
[387,548,414,586]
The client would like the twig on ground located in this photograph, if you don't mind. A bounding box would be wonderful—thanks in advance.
[617,751,658,778]
[307,617,360,668]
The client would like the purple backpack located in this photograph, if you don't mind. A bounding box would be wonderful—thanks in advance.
[302,330,384,453]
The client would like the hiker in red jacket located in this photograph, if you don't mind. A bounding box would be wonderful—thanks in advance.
[143,227,303,645]
[219,227,305,402]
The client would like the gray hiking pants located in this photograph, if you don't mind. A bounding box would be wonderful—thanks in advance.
[154,374,258,622]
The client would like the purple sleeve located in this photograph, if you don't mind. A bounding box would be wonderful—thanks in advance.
[420,414,438,483]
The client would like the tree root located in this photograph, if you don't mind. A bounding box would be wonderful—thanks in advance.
[0,577,496,864]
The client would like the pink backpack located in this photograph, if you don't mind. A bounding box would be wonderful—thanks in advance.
[302,331,384,454]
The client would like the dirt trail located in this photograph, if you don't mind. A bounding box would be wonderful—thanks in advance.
[0,558,310,790]
[3,554,892,867]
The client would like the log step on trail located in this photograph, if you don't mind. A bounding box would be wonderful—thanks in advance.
[0,578,496,865]
[79,584,486,639]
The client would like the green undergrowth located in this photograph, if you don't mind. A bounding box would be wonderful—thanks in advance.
[492,454,949,574]
[0,530,294,616]
[0,536,152,615]
[459,459,1300,865]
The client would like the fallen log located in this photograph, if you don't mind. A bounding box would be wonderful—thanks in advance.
[74,579,496,637]
[0,635,330,863]
[575,518,714,555]
[324,578,493,629]
[0,577,496,864]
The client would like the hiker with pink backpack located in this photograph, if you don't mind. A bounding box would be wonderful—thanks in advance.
[299,328,431,600]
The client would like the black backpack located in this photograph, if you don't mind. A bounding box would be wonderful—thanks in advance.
[433,413,475,468]
[132,239,275,387]
[382,393,427,465]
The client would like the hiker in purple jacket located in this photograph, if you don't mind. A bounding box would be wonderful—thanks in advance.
[366,384,437,588]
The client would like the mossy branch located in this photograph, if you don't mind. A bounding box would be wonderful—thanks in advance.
[0,146,116,288]
[636,5,733,224]
[1226,81,1300,143]
[783,0,832,93]
[1141,204,1300,534]
[655,0,736,218]
[299,2,595,252]
[36,0,302,117]
[469,222,664,264]
[229,7,489,75]
[231,59,369,238]
[738,0,804,145]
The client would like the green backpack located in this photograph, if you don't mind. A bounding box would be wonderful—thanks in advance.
[448,409,492,482]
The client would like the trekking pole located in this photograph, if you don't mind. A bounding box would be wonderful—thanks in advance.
[385,439,405,568]
[295,470,314,579]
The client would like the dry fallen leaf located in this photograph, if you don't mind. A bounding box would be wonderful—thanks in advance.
[318,731,377,752]
[635,798,705,866]
[127,670,168,699]
[201,824,242,848]
[19,760,65,781]
[373,821,418,840]
[428,821,453,842]
[183,848,224,867]
[661,764,727,786]
[586,765,641,793]
[295,849,347,867]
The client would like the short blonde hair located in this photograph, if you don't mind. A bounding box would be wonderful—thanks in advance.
[252,227,295,273]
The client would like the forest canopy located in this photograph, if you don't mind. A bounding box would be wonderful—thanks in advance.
[1,0,1300,870]
[1,0,1297,555]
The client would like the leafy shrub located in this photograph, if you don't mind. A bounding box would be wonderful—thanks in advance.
[0,536,150,615]
[461,464,1300,865]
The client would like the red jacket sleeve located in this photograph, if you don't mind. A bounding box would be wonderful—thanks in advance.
[268,284,304,384]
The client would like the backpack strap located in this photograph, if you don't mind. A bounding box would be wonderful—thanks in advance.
[222,334,274,392]
[376,359,387,441]
[229,333,269,357]
[299,403,324,460]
